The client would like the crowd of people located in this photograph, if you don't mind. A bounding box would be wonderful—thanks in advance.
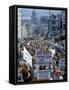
[17,38,65,82]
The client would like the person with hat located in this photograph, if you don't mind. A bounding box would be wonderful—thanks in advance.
[54,68,63,80]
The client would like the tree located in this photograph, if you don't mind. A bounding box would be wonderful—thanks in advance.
[55,33,65,41]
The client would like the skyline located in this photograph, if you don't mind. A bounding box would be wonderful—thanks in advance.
[18,8,64,17]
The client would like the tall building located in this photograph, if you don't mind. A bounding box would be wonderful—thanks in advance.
[21,23,28,39]
[61,11,65,32]
[40,16,49,24]
[32,24,48,39]
[48,13,62,39]
[25,23,34,38]
[20,15,32,39]
[31,10,37,24]
[18,8,21,39]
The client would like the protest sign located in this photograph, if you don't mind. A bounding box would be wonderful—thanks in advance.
[23,47,32,67]
[37,70,51,80]
[58,58,65,73]
[35,51,52,65]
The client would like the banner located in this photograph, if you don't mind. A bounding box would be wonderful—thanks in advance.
[35,51,52,65]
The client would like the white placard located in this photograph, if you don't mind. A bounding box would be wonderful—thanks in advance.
[37,70,51,80]
[23,47,32,67]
